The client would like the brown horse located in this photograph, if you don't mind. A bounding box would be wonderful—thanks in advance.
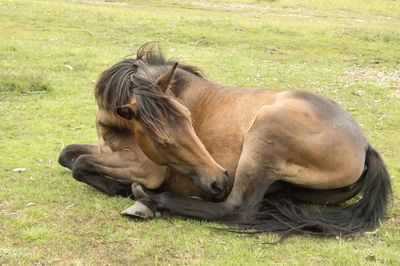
[59,43,391,236]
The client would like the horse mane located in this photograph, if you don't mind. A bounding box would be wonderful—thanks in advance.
[136,42,204,78]
[95,42,197,142]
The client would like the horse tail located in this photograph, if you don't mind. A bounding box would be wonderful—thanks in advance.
[234,144,392,237]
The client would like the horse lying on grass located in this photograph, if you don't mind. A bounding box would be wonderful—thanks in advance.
[59,43,391,237]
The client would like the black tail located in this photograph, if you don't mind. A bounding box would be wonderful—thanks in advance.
[230,144,392,237]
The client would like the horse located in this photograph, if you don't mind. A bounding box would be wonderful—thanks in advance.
[59,43,392,236]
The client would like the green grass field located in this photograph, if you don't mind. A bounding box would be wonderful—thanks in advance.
[1,0,399,264]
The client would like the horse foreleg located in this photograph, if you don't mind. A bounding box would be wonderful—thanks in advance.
[58,144,133,196]
[70,150,167,198]
[58,144,98,170]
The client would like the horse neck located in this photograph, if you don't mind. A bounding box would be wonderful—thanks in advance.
[171,69,219,114]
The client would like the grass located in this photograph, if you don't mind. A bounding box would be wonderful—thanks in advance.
[0,69,50,94]
[0,0,399,264]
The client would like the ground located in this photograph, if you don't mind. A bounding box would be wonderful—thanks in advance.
[0,0,399,265]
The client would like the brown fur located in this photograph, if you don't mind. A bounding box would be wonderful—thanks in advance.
[59,43,391,236]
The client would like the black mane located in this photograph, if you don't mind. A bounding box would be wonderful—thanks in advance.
[95,42,203,111]
[95,42,196,141]
[136,42,204,78]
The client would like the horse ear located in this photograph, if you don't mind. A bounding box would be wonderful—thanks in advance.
[156,62,178,93]
[116,103,137,120]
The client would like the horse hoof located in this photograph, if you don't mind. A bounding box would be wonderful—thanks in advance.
[131,182,148,200]
[121,201,154,219]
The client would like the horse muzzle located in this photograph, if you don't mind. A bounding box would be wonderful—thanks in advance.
[202,170,229,201]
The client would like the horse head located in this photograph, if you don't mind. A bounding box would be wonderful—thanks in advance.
[95,47,229,200]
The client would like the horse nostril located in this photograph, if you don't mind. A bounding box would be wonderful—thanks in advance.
[211,181,224,194]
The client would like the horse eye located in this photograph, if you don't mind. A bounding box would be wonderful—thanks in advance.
[155,141,168,148]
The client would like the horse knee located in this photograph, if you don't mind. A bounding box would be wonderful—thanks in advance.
[58,145,74,168]
[58,144,83,169]
[71,155,92,181]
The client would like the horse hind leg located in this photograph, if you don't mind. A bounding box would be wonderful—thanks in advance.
[124,123,279,223]
[122,174,275,223]
[131,182,153,199]
[282,179,364,206]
